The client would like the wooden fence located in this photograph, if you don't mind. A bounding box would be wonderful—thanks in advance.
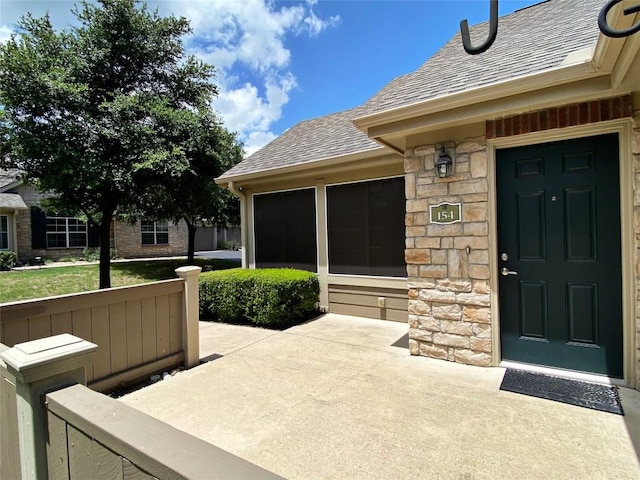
[0,267,200,393]
[46,384,282,479]
[1,333,282,479]
[0,343,20,479]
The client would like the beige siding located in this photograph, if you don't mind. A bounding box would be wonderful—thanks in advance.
[46,384,282,480]
[328,285,408,322]
[0,344,21,480]
[0,280,185,392]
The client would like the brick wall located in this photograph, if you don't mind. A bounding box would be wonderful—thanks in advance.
[7,183,188,261]
[114,220,188,258]
[405,138,492,367]
[486,95,633,139]
[10,185,87,262]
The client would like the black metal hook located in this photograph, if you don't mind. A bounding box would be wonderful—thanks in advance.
[598,0,640,38]
[460,0,499,55]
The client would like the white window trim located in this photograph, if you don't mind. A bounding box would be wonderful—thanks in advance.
[141,220,169,245]
[46,216,88,249]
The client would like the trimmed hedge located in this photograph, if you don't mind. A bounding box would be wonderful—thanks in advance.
[199,268,320,328]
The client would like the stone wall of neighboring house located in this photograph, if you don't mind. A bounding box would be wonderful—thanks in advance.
[113,220,188,258]
[404,137,492,367]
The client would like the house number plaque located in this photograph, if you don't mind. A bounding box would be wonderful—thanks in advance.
[430,202,462,224]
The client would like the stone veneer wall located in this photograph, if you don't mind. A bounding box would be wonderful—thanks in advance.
[633,95,640,388]
[406,94,640,385]
[404,138,492,367]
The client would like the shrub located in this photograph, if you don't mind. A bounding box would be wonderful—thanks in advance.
[0,251,17,270]
[199,268,320,328]
[27,256,48,266]
[218,240,239,251]
[83,247,100,261]
[83,247,118,261]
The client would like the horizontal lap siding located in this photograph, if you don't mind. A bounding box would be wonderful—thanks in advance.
[328,285,408,322]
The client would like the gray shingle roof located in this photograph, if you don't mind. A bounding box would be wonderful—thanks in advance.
[219,106,383,180]
[219,0,604,181]
[0,192,28,210]
[0,168,22,190]
[359,0,603,116]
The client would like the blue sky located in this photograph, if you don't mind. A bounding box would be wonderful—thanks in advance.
[1,0,537,155]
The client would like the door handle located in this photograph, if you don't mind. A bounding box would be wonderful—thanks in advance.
[501,267,518,276]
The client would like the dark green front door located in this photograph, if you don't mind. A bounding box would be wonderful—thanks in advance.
[497,134,623,377]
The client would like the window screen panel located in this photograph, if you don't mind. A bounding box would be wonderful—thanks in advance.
[327,177,406,277]
[254,189,317,272]
[326,182,368,275]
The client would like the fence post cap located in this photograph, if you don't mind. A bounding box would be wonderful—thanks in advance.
[0,333,97,384]
[175,266,202,277]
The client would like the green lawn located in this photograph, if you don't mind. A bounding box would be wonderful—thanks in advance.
[0,258,240,303]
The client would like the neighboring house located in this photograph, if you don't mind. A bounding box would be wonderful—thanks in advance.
[217,0,640,388]
[0,169,189,261]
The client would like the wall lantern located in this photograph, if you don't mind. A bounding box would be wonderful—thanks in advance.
[435,144,454,178]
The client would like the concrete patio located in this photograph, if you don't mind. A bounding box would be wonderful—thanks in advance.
[120,314,640,479]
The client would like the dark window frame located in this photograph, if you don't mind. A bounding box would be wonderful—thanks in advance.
[0,215,8,250]
[253,188,318,272]
[326,176,406,278]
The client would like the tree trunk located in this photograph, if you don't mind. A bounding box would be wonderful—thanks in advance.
[186,219,197,264]
[98,215,112,289]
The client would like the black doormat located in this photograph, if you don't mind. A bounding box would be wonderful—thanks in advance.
[500,369,623,415]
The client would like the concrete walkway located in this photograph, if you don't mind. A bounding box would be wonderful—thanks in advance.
[120,314,640,480]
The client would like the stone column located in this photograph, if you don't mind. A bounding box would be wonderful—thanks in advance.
[175,266,202,368]
[0,334,97,480]
[404,138,493,367]
[632,92,640,389]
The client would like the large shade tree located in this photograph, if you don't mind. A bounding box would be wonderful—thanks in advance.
[0,0,217,288]
[137,108,243,263]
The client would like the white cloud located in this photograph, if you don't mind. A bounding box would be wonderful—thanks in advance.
[1,0,341,156]
[171,0,340,155]
[0,25,13,44]
[214,72,296,140]
[243,131,277,157]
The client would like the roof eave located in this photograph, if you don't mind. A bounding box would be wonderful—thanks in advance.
[0,180,23,192]
[352,59,602,134]
[216,146,389,186]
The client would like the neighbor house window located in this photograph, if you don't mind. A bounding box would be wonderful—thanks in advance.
[141,220,169,245]
[0,216,8,249]
[253,188,317,272]
[327,177,406,277]
[46,216,88,248]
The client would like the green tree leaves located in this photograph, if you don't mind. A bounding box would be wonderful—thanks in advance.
[0,0,222,287]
